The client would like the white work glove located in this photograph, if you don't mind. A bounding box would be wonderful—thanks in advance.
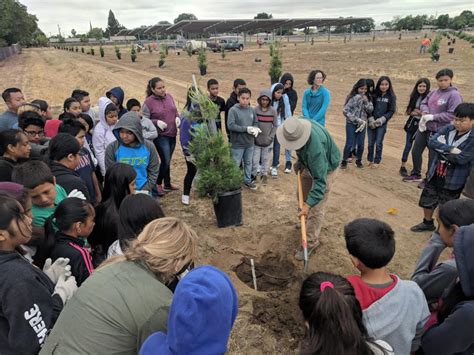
[156,120,168,130]
[175,117,181,128]
[246,127,262,137]
[355,119,366,133]
[374,116,386,127]
[43,258,72,283]
[67,189,86,200]
[450,147,462,155]
[53,274,78,305]
[419,114,434,133]
[367,117,376,130]
[135,190,150,195]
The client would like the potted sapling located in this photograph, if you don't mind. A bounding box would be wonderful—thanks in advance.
[187,86,243,227]
[198,47,207,75]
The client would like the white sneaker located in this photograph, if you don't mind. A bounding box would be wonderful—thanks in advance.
[271,167,278,178]
[181,195,190,205]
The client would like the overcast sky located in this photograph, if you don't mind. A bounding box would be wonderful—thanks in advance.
[22,0,472,36]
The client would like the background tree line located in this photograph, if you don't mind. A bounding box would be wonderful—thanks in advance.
[382,10,473,31]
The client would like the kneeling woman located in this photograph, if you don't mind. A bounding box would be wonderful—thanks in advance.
[41,217,197,354]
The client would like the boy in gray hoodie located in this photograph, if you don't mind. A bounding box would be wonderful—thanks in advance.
[344,218,430,355]
[252,90,277,185]
[105,112,159,193]
[227,88,260,190]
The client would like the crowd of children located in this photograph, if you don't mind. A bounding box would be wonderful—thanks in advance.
[0,67,473,353]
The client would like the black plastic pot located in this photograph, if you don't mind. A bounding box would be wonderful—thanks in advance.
[200,66,207,75]
[213,189,243,228]
[448,48,454,54]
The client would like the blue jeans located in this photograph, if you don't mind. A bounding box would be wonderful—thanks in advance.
[401,130,416,163]
[367,125,387,164]
[343,122,366,161]
[272,136,292,168]
[154,135,176,186]
[232,146,254,184]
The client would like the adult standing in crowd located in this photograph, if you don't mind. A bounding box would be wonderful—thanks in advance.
[142,77,180,196]
[301,70,331,126]
[0,88,26,132]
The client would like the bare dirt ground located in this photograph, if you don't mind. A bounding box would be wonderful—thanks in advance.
[1,34,473,353]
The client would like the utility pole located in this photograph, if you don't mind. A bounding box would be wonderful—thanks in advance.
[57,24,62,38]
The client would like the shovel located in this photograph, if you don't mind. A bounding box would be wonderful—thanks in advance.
[297,171,309,273]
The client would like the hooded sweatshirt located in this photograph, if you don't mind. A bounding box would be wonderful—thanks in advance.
[49,161,91,201]
[411,231,458,305]
[227,103,257,149]
[351,275,430,354]
[105,112,159,191]
[422,224,474,355]
[302,85,331,126]
[280,73,298,115]
[140,266,238,355]
[254,90,278,147]
[142,93,179,138]
[271,83,292,126]
[50,232,94,287]
[224,91,239,135]
[0,250,63,354]
[92,97,117,176]
[421,86,463,133]
[106,87,128,118]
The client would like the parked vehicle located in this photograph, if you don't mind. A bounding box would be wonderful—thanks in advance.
[207,36,244,52]
[185,40,207,54]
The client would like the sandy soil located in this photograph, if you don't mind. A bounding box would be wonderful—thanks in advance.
[1,34,473,353]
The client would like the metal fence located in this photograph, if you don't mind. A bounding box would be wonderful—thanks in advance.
[0,44,21,61]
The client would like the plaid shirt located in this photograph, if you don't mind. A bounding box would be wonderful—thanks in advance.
[428,124,473,191]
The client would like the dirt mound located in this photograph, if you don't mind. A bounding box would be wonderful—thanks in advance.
[234,252,296,291]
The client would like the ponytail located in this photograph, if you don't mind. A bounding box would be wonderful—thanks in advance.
[39,197,94,268]
[299,272,375,355]
[146,77,163,97]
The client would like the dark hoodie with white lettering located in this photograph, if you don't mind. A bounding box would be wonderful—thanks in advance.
[105,112,159,192]
[0,250,63,354]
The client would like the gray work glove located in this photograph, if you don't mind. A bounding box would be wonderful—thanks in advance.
[53,274,78,305]
[355,119,366,133]
[374,116,387,128]
[368,117,376,129]
[43,258,72,284]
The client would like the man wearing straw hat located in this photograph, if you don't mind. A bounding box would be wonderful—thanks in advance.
[277,116,340,260]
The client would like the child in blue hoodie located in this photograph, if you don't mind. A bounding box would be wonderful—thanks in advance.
[139,265,238,355]
[105,112,159,194]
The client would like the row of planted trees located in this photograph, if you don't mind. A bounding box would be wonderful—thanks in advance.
[53,42,283,82]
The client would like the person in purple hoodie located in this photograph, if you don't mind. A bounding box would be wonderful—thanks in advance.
[142,77,180,196]
[403,69,463,187]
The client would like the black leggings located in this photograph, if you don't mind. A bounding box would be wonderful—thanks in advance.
[183,160,197,196]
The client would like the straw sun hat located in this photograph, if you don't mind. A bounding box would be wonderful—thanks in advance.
[276,116,312,150]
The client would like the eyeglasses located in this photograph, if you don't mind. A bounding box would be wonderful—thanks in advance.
[24,130,45,137]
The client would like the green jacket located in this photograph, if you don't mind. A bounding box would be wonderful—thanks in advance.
[297,120,340,207]
[40,260,172,355]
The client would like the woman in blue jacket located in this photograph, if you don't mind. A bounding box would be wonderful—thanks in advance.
[302,70,331,126]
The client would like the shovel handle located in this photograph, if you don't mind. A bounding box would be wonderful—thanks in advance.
[297,171,309,270]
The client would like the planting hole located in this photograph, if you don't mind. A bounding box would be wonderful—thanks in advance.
[234,252,296,291]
